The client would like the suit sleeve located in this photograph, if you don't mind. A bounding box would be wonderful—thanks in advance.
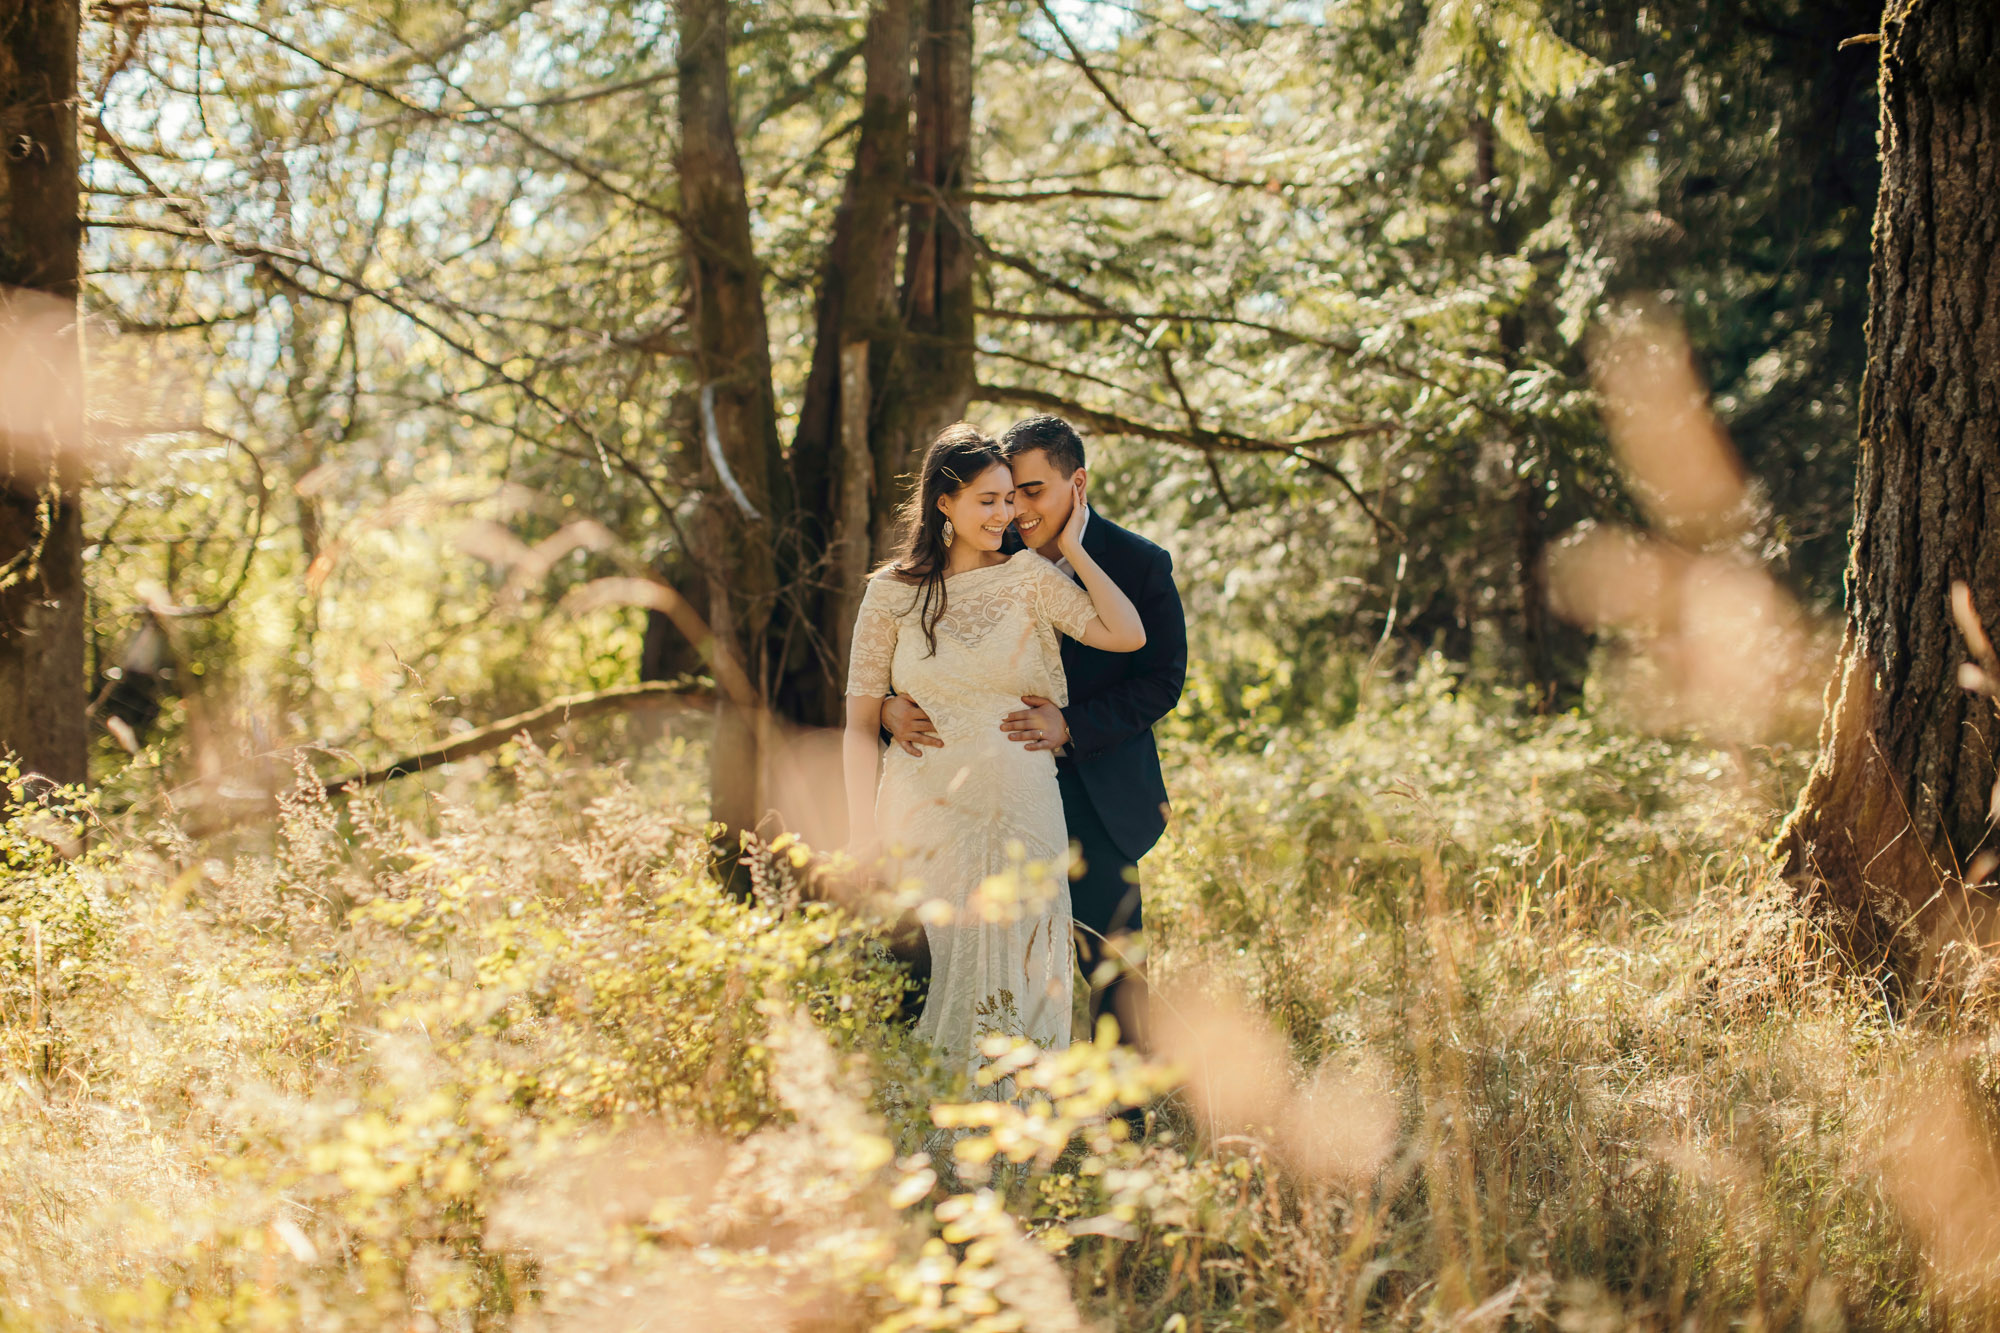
[1062,546,1187,759]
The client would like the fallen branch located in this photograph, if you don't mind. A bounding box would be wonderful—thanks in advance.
[156,681,714,839]
[327,680,713,790]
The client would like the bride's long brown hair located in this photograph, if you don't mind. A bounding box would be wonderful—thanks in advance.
[883,422,1007,657]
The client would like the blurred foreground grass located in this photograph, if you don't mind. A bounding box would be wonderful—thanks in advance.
[3,672,1997,1330]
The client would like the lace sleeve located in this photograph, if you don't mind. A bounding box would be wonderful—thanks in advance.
[1029,553,1098,641]
[845,577,900,697]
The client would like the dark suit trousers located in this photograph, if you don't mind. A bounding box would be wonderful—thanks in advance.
[1058,764,1148,1048]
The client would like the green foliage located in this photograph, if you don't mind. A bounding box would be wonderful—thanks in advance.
[29,0,1944,1324]
[983,0,1876,703]
[11,703,2000,1329]
[1163,658,1813,938]
[0,748,925,1326]
[75,0,1877,780]
[0,767,115,1076]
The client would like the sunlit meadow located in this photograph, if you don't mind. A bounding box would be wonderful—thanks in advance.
[2,2,1982,1325]
[5,663,1999,1330]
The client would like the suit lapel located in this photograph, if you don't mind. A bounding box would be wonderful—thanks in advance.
[1081,509,1120,566]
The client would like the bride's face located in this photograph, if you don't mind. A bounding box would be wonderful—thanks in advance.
[938,462,1016,552]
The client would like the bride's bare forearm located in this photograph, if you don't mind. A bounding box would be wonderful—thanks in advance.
[842,694,885,850]
[1069,548,1146,651]
[842,727,881,849]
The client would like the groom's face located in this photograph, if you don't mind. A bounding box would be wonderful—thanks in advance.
[1007,448,1082,551]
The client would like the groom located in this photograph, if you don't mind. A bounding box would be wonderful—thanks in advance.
[883,415,1187,1049]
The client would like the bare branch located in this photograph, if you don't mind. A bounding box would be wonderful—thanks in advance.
[972,380,1400,537]
[955,187,1168,204]
[1030,0,1275,191]
[139,426,271,620]
[1156,346,1235,514]
[740,39,866,137]
[94,0,684,228]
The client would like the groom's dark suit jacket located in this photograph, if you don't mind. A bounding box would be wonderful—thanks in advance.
[1006,513,1187,861]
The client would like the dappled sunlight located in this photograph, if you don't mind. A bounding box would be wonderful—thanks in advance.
[3,0,1983,1323]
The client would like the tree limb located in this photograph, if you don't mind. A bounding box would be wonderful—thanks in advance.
[973,380,1402,537]
[955,187,1168,204]
[976,251,1459,393]
[1157,346,1235,514]
[159,682,715,838]
[95,0,685,228]
[327,681,713,790]
[1029,0,1274,191]
[740,39,866,137]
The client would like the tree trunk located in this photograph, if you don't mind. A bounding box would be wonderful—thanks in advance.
[1476,111,1568,712]
[782,0,912,726]
[673,0,976,848]
[1513,463,1557,712]
[875,0,974,556]
[1779,0,2000,962]
[0,0,86,789]
[677,0,788,839]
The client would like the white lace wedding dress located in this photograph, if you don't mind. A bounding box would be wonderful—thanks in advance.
[847,550,1097,1080]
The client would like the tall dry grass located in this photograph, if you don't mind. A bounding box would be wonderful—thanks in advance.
[2,693,1998,1330]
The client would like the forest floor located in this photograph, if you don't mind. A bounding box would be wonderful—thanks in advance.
[0,675,1991,1330]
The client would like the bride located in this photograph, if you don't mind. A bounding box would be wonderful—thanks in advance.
[843,424,1145,1077]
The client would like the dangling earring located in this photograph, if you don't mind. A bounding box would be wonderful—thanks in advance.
[941,518,956,548]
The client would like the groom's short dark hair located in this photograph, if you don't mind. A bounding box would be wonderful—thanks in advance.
[999,415,1086,476]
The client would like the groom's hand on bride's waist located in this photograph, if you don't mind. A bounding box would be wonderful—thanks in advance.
[1001,696,1069,753]
[883,692,944,756]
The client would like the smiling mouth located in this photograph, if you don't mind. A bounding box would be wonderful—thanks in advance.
[1017,517,1043,532]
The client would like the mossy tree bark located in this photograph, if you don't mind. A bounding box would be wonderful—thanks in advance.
[1780,0,2000,960]
[0,0,86,789]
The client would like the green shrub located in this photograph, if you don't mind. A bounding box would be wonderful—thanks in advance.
[1,702,1992,1331]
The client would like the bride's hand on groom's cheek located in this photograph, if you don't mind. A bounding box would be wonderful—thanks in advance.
[1058,475,1089,552]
